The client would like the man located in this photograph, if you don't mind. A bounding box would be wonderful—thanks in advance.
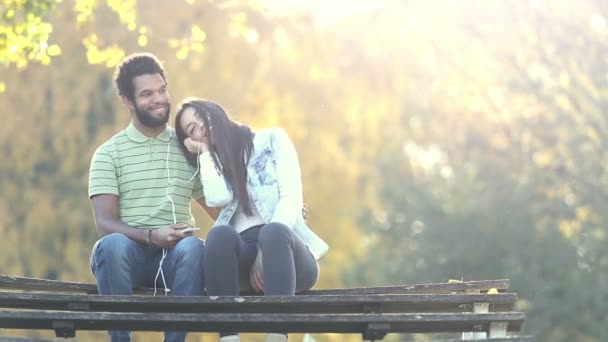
[88,53,217,342]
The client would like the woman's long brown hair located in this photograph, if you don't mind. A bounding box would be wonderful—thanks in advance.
[175,98,255,215]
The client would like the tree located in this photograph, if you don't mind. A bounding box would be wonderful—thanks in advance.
[347,1,608,341]
[0,0,266,92]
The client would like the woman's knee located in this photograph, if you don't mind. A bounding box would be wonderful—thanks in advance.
[297,261,319,292]
[259,222,292,246]
[206,225,239,249]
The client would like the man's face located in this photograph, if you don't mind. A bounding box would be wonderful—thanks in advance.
[130,73,170,128]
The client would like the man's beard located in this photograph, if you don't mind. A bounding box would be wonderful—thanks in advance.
[134,103,170,128]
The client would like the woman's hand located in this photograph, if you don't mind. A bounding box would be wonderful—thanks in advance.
[250,249,264,293]
[184,137,208,154]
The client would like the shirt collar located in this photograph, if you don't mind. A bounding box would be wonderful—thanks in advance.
[125,122,172,143]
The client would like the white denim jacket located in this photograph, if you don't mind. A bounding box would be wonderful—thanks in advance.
[198,127,329,260]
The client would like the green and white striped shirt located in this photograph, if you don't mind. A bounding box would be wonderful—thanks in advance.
[88,122,203,228]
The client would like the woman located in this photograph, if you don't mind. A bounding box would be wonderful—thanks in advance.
[175,98,329,342]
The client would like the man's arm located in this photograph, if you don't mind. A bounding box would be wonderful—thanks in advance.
[91,194,147,241]
[91,194,187,248]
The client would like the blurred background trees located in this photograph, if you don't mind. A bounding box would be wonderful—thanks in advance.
[1,0,607,341]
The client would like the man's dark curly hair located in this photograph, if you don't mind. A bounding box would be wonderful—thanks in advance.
[113,53,167,102]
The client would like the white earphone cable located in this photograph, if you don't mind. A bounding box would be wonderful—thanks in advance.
[154,114,202,296]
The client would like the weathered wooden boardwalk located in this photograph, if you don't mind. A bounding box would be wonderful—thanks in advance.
[0,275,529,341]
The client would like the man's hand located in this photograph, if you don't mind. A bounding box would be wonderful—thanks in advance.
[250,249,264,293]
[150,223,189,248]
[302,203,309,224]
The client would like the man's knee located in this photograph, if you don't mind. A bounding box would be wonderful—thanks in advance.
[93,233,133,259]
[174,236,205,259]
[91,233,136,276]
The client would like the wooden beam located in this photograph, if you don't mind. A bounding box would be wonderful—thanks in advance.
[0,292,517,313]
[421,337,534,342]
[0,338,59,342]
[0,310,525,336]
[301,280,510,295]
[0,275,509,295]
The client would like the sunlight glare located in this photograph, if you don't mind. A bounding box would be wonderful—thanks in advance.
[263,0,385,26]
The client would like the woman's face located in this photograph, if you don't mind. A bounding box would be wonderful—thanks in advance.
[179,106,209,143]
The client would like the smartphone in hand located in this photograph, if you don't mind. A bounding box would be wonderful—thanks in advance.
[180,227,200,234]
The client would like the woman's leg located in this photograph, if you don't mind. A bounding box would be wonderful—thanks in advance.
[204,225,261,339]
[204,225,260,295]
[258,222,319,295]
[258,222,318,340]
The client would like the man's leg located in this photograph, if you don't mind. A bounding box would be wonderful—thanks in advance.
[156,235,205,342]
[91,233,149,342]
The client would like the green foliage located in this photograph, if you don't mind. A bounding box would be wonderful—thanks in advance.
[0,0,265,88]
[344,1,608,341]
[0,0,61,69]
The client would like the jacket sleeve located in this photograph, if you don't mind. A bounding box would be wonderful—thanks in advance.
[198,152,233,207]
[270,128,304,228]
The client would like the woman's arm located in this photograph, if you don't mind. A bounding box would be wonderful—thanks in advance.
[199,152,233,207]
[271,128,304,227]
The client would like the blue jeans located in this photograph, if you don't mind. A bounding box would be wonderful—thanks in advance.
[91,233,205,342]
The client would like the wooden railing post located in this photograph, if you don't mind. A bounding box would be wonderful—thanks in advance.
[462,302,489,340]
[489,321,508,338]
[362,322,390,341]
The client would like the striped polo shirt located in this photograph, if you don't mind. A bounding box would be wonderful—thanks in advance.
[88,122,203,228]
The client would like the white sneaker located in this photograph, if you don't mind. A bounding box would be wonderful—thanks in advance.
[220,335,240,342]
[265,333,288,342]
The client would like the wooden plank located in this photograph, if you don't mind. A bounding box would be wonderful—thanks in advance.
[419,338,533,342]
[0,338,59,342]
[0,275,509,295]
[299,280,510,295]
[0,292,517,313]
[0,310,525,335]
[0,275,100,294]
